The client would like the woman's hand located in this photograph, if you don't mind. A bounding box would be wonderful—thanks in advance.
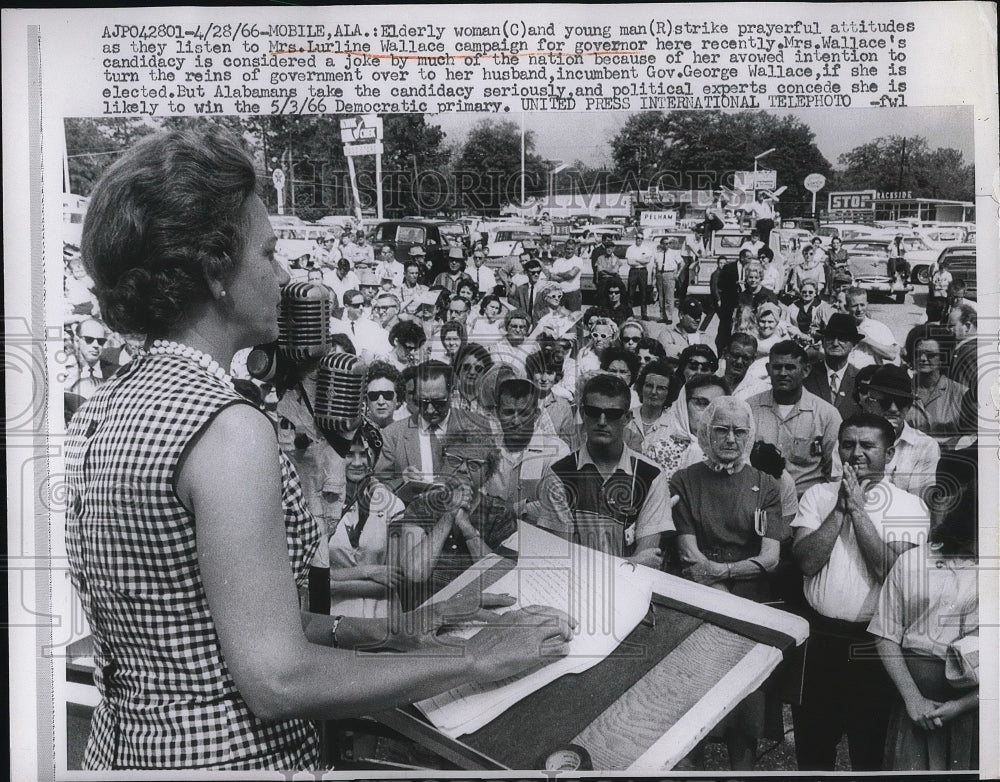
[379,588,518,652]
[682,560,728,585]
[924,698,972,729]
[466,604,577,683]
[904,693,942,731]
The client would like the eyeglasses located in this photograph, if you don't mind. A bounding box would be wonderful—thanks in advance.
[459,362,484,374]
[916,350,940,359]
[642,382,670,394]
[866,391,911,411]
[80,336,107,346]
[686,360,713,372]
[607,290,622,297]
[507,323,529,333]
[581,405,628,421]
[622,336,640,344]
[418,397,449,411]
[442,451,488,473]
[711,425,750,439]
[373,305,395,313]
[448,308,467,316]
[688,396,713,409]
[347,300,364,308]
[726,351,752,365]
[366,389,396,402]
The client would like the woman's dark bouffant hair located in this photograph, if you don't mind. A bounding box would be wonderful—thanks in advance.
[81,124,258,336]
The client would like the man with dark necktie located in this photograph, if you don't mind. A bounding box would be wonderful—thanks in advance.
[804,314,863,420]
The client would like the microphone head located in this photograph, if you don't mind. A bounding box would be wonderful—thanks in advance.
[278,282,333,362]
[314,351,367,434]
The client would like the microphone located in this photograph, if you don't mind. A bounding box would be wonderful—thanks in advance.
[277,282,333,362]
[314,351,367,436]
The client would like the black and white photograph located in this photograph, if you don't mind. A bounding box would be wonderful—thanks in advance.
[4,4,997,778]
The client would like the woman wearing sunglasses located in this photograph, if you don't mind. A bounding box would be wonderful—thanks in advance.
[64,126,572,770]
[392,430,516,610]
[669,396,785,770]
[328,426,404,619]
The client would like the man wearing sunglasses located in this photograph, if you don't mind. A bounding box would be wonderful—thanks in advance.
[330,289,391,364]
[66,317,110,400]
[858,365,940,500]
[375,360,490,491]
[537,374,672,567]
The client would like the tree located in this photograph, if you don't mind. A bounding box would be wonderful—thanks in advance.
[610,111,833,214]
[64,118,157,195]
[455,119,547,214]
[835,136,974,201]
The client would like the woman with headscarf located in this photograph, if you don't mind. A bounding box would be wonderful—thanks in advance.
[328,425,404,619]
[748,299,793,359]
[531,281,577,340]
[644,374,731,479]
[669,396,785,770]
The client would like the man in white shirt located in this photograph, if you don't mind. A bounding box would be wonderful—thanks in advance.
[624,233,651,319]
[653,236,683,324]
[489,309,533,374]
[749,191,776,246]
[65,317,109,401]
[846,288,900,368]
[374,245,405,289]
[859,365,940,502]
[399,261,429,314]
[468,248,498,298]
[325,258,359,307]
[738,228,765,258]
[487,377,570,523]
[790,413,927,771]
[549,241,584,312]
[330,289,390,362]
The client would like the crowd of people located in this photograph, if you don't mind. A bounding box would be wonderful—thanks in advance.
[63,125,980,773]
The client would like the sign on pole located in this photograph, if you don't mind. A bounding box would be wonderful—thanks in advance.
[340,114,385,218]
[735,170,777,191]
[804,173,826,218]
[343,141,384,157]
[272,168,286,215]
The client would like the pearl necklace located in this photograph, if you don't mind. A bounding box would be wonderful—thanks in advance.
[148,339,233,387]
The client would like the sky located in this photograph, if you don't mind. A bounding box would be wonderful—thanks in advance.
[429,106,976,170]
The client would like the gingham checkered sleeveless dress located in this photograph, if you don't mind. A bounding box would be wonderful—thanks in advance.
[65,353,321,769]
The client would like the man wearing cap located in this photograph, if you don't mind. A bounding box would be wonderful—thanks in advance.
[468,247,498,298]
[656,296,704,361]
[804,313,863,419]
[858,365,940,500]
[324,257,359,308]
[407,245,434,286]
[536,374,671,566]
[330,288,391,363]
[487,377,571,524]
[590,234,617,279]
[352,230,375,265]
[845,288,900,369]
[549,241,584,312]
[433,247,473,293]
[624,232,652,320]
[654,236,683,324]
[509,260,544,325]
[356,270,381,312]
[749,340,842,498]
[374,245,405,289]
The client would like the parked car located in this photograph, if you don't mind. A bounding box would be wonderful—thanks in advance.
[839,238,928,302]
[934,244,977,300]
[268,216,330,266]
[372,219,454,274]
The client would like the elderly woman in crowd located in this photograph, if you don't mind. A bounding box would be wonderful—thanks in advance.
[747,299,794,359]
[64,125,570,770]
[328,426,404,619]
[600,345,641,409]
[903,324,967,447]
[670,396,785,770]
[644,374,731,478]
[392,430,517,610]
